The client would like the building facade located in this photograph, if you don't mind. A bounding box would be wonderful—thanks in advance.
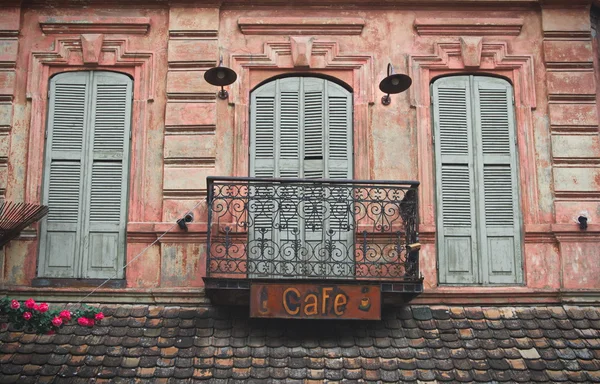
[0,0,600,382]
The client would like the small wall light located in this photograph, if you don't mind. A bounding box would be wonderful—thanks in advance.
[204,56,237,100]
[177,213,194,232]
[379,63,412,105]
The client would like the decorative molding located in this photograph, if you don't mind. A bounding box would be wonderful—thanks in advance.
[163,157,216,166]
[547,94,596,103]
[80,34,104,64]
[543,31,591,39]
[554,191,600,199]
[27,37,155,101]
[0,288,210,305]
[169,30,218,38]
[414,18,523,36]
[409,41,536,108]
[459,36,483,68]
[162,189,207,199]
[166,93,216,102]
[164,125,216,135]
[228,39,374,180]
[290,36,314,67]
[238,17,365,35]
[409,40,538,227]
[39,16,150,35]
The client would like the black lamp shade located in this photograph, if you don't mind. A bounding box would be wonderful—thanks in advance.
[204,66,237,87]
[379,73,412,95]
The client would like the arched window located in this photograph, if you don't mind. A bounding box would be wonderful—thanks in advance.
[38,71,133,279]
[432,75,523,285]
[248,76,353,278]
[250,77,352,180]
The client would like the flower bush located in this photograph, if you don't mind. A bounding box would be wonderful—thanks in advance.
[0,297,103,335]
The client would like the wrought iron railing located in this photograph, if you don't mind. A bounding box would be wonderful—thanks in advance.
[206,177,420,281]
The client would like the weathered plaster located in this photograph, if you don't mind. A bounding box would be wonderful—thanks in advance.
[1,2,599,300]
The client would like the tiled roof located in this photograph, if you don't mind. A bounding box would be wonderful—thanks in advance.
[1,304,600,383]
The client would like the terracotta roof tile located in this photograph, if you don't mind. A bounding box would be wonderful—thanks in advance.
[3,304,600,382]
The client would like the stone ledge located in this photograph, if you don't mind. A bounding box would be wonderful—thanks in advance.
[414,17,523,36]
[238,17,365,35]
[39,16,151,35]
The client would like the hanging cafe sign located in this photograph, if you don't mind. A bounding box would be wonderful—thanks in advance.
[250,283,381,320]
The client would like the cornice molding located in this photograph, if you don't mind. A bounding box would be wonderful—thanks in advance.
[238,17,365,35]
[0,287,210,305]
[39,16,151,35]
[27,37,155,101]
[414,17,524,36]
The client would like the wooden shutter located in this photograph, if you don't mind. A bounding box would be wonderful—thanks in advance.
[39,71,132,279]
[82,72,133,279]
[433,76,479,284]
[250,77,353,278]
[325,81,353,277]
[39,72,90,277]
[473,77,522,284]
[434,75,522,285]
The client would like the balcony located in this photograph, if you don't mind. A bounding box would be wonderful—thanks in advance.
[204,177,423,308]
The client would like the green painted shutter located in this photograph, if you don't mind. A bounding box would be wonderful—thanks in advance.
[39,72,90,278]
[434,75,522,285]
[325,80,353,277]
[433,76,479,284]
[473,77,522,284]
[39,71,132,279]
[250,77,353,278]
[82,72,132,279]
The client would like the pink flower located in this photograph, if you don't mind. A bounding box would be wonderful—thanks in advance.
[59,310,72,321]
[38,303,49,313]
[25,298,36,309]
[77,317,89,326]
[10,300,20,310]
[23,312,32,320]
[94,312,104,321]
[87,319,95,327]
[51,316,63,327]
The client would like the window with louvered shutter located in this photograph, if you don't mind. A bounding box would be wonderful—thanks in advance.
[38,71,132,279]
[249,77,353,278]
[433,75,522,285]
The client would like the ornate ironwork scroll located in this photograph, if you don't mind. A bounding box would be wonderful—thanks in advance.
[206,177,419,281]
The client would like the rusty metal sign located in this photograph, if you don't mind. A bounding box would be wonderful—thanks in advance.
[250,283,381,320]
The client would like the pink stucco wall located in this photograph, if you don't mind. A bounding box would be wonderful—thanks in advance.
[0,0,598,304]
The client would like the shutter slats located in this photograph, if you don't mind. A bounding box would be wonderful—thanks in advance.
[483,165,514,226]
[441,165,471,227]
[328,96,348,160]
[438,88,469,156]
[304,91,323,158]
[255,96,275,159]
[479,88,511,155]
[47,162,81,223]
[89,162,123,222]
[93,84,128,153]
[280,92,299,159]
[51,84,86,152]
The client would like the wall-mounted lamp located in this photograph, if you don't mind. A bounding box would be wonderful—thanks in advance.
[578,215,588,230]
[204,56,237,100]
[379,63,412,105]
[177,213,194,232]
